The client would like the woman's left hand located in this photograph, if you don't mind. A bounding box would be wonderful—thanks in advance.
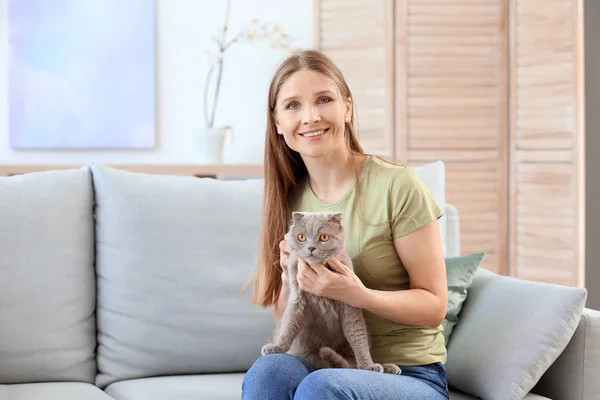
[295,252,368,308]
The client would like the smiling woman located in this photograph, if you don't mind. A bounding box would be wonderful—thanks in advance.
[243,50,450,400]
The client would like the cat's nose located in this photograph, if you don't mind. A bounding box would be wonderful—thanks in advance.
[308,246,316,253]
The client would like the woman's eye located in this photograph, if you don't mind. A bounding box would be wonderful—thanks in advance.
[318,97,332,104]
[286,102,299,110]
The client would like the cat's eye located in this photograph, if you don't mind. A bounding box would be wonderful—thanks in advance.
[319,234,330,242]
[297,234,306,242]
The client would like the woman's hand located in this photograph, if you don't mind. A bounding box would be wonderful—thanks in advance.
[273,233,291,324]
[295,253,367,308]
[279,233,290,284]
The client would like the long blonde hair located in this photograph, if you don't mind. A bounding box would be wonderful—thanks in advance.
[249,50,364,307]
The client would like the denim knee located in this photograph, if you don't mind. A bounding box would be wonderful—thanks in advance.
[295,369,343,399]
[242,354,314,400]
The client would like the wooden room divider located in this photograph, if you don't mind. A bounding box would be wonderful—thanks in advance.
[313,0,585,287]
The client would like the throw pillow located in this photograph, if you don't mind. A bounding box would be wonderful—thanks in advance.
[443,252,486,345]
[446,268,587,400]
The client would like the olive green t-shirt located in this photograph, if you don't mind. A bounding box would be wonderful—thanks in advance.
[287,155,446,366]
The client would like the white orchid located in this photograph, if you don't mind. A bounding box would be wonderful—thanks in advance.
[202,2,300,128]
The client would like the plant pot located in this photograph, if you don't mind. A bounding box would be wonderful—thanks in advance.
[196,126,233,163]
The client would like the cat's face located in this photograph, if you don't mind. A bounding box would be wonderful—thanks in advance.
[288,212,345,264]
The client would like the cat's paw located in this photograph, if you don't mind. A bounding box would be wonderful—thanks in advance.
[362,363,384,373]
[261,343,285,356]
[382,363,402,375]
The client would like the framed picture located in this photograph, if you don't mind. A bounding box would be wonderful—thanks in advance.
[7,0,156,149]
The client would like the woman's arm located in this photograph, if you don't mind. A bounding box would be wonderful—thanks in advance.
[356,219,448,328]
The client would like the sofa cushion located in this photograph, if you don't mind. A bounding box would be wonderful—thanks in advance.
[413,160,447,256]
[91,164,274,388]
[0,382,115,400]
[0,168,96,384]
[104,373,245,400]
[443,252,485,345]
[102,375,555,400]
[446,268,587,400]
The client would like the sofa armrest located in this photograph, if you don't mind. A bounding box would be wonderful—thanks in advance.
[533,307,600,400]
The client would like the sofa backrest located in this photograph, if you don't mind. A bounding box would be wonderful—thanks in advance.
[0,161,451,388]
[0,168,97,384]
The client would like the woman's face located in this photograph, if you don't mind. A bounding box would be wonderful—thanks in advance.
[274,70,352,159]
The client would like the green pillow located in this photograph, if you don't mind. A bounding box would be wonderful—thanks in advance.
[443,252,486,345]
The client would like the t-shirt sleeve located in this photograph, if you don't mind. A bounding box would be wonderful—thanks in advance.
[390,166,444,239]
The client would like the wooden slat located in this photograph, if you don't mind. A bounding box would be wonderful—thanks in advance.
[409,150,499,162]
[509,0,584,287]
[316,0,395,158]
[409,15,500,27]
[515,149,574,163]
[409,137,498,149]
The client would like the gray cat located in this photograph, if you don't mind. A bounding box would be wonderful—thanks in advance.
[261,211,401,375]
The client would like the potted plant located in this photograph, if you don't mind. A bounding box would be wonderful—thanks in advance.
[199,1,300,163]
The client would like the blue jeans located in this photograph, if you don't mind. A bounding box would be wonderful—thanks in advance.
[241,353,450,399]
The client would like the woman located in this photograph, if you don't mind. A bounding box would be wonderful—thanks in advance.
[242,49,449,399]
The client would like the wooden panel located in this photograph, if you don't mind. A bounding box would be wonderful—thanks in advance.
[315,0,395,158]
[514,163,577,285]
[399,0,508,273]
[314,0,584,285]
[509,0,584,286]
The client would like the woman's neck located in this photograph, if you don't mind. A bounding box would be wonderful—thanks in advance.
[302,150,366,203]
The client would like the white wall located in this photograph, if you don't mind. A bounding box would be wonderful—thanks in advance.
[0,0,313,164]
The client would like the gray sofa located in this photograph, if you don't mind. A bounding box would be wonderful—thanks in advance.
[0,164,598,400]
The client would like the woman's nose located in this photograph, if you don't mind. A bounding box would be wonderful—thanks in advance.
[302,106,321,124]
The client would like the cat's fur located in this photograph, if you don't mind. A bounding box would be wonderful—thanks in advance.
[261,211,401,374]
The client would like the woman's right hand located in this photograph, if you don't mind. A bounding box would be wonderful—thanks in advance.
[279,233,290,284]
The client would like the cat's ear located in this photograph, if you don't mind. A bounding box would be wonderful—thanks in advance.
[329,213,342,224]
[292,212,305,222]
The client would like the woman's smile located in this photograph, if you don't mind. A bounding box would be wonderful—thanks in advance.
[298,128,330,141]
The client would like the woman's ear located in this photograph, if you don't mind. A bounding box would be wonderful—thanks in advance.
[272,112,283,135]
[344,97,353,122]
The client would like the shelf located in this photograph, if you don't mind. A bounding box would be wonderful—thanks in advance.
[0,163,264,177]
